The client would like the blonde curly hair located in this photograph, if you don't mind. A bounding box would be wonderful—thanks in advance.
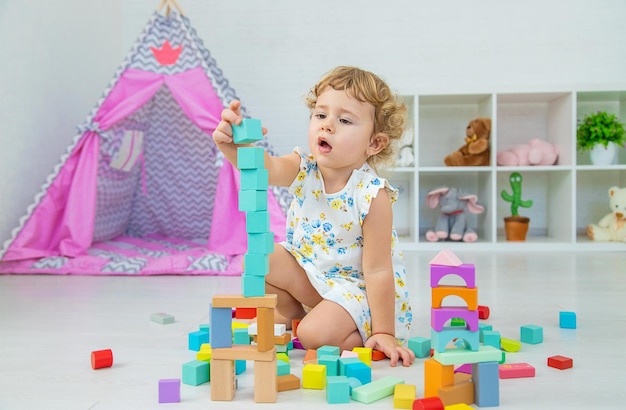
[305,66,407,170]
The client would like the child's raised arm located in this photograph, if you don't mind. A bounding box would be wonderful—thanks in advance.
[362,189,415,367]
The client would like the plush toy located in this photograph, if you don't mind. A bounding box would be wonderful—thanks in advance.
[396,129,415,167]
[497,138,559,166]
[444,118,491,167]
[425,186,485,242]
[587,186,626,242]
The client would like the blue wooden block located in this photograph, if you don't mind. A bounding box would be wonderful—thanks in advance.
[209,304,232,348]
[242,274,265,297]
[240,168,268,190]
[327,376,351,404]
[244,252,269,276]
[235,359,246,375]
[482,330,501,349]
[319,355,340,377]
[238,190,268,212]
[277,359,290,376]
[182,360,209,386]
[472,361,499,407]
[560,311,577,329]
[248,232,274,254]
[188,330,209,351]
[237,147,264,169]
[345,361,371,385]
[520,324,543,344]
[233,118,263,144]
[407,336,431,358]
[431,326,479,353]
[246,211,270,233]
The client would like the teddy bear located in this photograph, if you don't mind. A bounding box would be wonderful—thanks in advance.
[497,138,559,166]
[444,118,491,166]
[587,186,626,242]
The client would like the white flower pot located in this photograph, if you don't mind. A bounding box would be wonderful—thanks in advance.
[589,142,618,165]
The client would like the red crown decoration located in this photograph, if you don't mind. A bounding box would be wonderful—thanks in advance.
[150,40,183,66]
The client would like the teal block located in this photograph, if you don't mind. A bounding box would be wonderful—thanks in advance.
[233,118,263,144]
[242,274,265,297]
[520,324,543,344]
[240,168,268,190]
[277,359,290,376]
[233,328,250,344]
[246,211,270,233]
[318,345,341,357]
[243,253,269,276]
[182,360,209,386]
[407,336,431,358]
[319,355,340,377]
[248,232,274,254]
[238,190,268,212]
[351,376,404,404]
[479,323,493,343]
[198,324,210,335]
[237,147,264,169]
[338,357,361,376]
[483,330,501,349]
[235,359,246,375]
[345,361,371,385]
[188,330,209,351]
[431,326,479,352]
[327,376,351,404]
[560,311,577,329]
[472,361,500,407]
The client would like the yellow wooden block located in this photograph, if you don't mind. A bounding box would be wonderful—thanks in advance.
[196,349,212,361]
[352,347,373,366]
[232,321,249,332]
[501,337,522,352]
[210,359,235,401]
[277,352,290,363]
[393,384,416,409]
[212,294,277,309]
[212,345,276,361]
[254,357,278,403]
[424,358,454,397]
[444,403,474,410]
[302,364,326,389]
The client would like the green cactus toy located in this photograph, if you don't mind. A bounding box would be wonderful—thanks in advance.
[501,172,533,216]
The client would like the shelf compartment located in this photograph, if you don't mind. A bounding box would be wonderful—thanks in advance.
[387,171,415,243]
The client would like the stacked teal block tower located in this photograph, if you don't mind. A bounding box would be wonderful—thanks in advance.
[233,119,273,297]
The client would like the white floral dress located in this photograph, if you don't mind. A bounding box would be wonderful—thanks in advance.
[280,148,412,344]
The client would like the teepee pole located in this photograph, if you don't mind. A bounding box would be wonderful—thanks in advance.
[157,0,185,16]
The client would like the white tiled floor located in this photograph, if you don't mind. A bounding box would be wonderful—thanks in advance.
[0,250,625,409]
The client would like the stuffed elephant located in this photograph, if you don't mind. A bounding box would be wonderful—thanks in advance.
[425,187,485,242]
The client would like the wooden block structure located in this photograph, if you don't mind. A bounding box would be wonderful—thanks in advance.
[209,294,278,403]
[426,250,500,407]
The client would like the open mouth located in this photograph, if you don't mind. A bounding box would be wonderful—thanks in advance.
[318,137,332,154]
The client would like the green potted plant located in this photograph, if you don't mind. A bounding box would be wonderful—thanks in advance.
[501,172,533,241]
[577,110,626,165]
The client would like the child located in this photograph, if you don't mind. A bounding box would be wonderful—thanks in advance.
[213,66,414,367]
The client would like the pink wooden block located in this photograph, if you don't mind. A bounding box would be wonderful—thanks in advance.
[431,307,479,331]
[430,264,475,288]
[499,363,536,379]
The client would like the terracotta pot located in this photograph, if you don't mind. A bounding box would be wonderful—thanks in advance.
[504,216,530,241]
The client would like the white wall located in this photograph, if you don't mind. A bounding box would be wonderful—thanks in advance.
[2,0,625,246]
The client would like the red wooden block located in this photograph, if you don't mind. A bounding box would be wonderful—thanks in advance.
[413,396,444,410]
[547,355,573,370]
[235,307,257,319]
[478,305,490,319]
[499,362,535,378]
[91,349,113,369]
[372,349,387,361]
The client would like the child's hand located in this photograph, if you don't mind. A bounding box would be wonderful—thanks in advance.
[212,99,243,145]
[365,333,415,367]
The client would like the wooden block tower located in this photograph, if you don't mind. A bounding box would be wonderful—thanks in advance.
[426,250,500,407]
[209,118,278,403]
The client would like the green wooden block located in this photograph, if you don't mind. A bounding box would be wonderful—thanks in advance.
[151,312,175,324]
[242,274,265,297]
[248,232,274,254]
[246,211,270,233]
[407,336,431,358]
[432,345,503,366]
[237,147,264,169]
[182,360,209,386]
[238,190,268,212]
[351,376,404,404]
[243,252,269,276]
[327,376,351,404]
[451,318,466,327]
[240,168,268,190]
[500,337,522,352]
[233,118,263,144]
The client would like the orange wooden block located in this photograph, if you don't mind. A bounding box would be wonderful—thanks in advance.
[277,374,301,392]
[253,332,292,345]
[303,349,318,364]
[292,319,301,338]
[212,345,276,361]
[372,349,387,361]
[256,307,275,352]
[212,294,277,309]
[431,286,478,310]
[438,373,474,406]
[424,358,454,397]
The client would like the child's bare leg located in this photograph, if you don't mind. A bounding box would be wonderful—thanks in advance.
[296,300,363,352]
[265,245,322,328]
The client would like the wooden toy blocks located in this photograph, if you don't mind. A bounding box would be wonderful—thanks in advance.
[182,360,209,386]
[91,349,113,369]
[472,361,499,407]
[499,362,535,379]
[150,312,174,324]
[393,383,416,408]
[423,358,454,397]
[520,324,543,344]
[277,374,301,392]
[547,355,573,370]
[429,263,476,288]
[327,376,351,404]
[351,376,404,404]
[158,378,180,403]
[412,396,444,409]
[237,146,264,169]
[302,363,327,389]
[408,336,432,358]
[560,311,577,329]
[233,118,263,144]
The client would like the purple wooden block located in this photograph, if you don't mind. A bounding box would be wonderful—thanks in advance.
[292,337,304,350]
[431,307,479,331]
[158,378,180,403]
[430,264,475,288]
[455,363,472,374]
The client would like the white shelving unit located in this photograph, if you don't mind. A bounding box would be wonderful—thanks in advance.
[387,89,626,252]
